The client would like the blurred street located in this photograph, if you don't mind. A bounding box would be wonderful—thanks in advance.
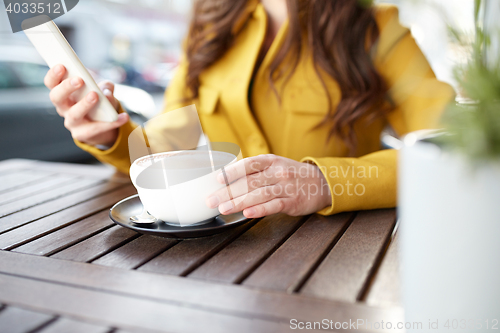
[0,0,191,162]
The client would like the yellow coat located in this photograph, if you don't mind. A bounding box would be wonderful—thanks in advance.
[76,2,454,215]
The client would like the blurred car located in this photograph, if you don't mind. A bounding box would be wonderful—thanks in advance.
[0,45,156,163]
[141,62,178,90]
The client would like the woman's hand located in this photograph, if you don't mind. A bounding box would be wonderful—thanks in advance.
[44,64,129,147]
[206,154,332,218]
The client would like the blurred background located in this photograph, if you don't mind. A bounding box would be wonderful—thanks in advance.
[0,0,477,163]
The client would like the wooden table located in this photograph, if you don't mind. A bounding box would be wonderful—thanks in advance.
[0,159,403,333]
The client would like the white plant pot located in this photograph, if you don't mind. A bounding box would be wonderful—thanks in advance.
[399,137,500,331]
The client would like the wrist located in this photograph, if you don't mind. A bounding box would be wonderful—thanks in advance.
[313,164,332,210]
[80,128,119,148]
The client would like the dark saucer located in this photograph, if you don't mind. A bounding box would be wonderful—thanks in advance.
[109,194,250,239]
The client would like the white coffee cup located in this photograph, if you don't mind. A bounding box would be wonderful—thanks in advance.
[130,150,236,226]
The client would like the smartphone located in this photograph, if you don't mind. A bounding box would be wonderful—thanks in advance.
[23,15,118,122]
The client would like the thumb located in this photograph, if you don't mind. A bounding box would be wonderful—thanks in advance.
[116,112,129,124]
[99,80,119,111]
[103,88,119,110]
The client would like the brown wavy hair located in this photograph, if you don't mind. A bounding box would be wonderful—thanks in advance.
[185,0,392,153]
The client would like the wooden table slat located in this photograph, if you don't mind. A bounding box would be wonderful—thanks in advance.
[243,213,354,293]
[0,273,294,333]
[50,226,140,262]
[0,170,52,193]
[366,231,401,307]
[0,159,36,175]
[0,250,404,331]
[300,209,396,303]
[188,214,306,284]
[0,177,103,218]
[12,210,114,256]
[91,235,178,270]
[0,185,137,250]
[28,160,119,179]
[0,181,128,235]
[0,305,56,333]
[0,171,36,191]
[0,174,79,206]
[37,316,112,333]
[136,220,257,276]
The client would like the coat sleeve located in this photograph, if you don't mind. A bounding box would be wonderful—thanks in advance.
[301,5,455,215]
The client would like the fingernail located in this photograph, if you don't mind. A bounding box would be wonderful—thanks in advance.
[103,88,112,96]
[54,65,63,75]
[71,77,82,87]
[118,113,128,121]
[206,196,219,209]
[86,93,97,103]
[219,201,233,213]
[245,207,256,217]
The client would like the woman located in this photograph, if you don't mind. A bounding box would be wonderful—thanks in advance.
[43,0,454,219]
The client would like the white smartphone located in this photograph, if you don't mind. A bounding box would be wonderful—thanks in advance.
[22,16,118,122]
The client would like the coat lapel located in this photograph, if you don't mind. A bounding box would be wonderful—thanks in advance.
[200,3,271,157]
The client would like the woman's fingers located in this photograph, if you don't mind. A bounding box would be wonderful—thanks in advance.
[217,160,247,185]
[217,185,281,215]
[206,169,281,209]
[64,92,99,128]
[217,154,276,184]
[71,113,129,142]
[207,155,330,219]
[49,77,84,112]
[243,198,288,219]
[43,65,124,147]
[98,80,119,110]
[98,80,114,93]
[208,155,283,212]
[44,64,66,89]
